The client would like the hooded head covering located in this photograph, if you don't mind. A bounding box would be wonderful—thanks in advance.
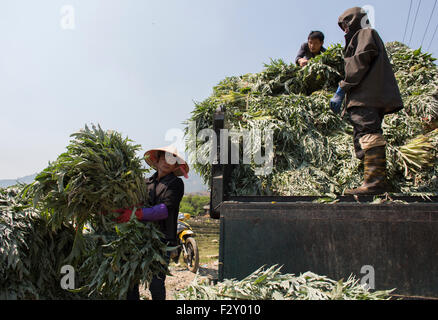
[338,7,372,46]
[336,7,404,115]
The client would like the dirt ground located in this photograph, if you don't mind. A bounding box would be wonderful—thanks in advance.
[139,261,219,300]
[139,215,220,300]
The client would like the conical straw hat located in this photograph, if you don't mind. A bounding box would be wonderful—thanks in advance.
[144,145,189,178]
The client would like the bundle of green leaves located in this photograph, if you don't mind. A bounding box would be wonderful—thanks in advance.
[1,124,169,299]
[0,185,81,299]
[186,42,438,196]
[25,125,148,230]
[75,217,169,299]
[1,185,168,300]
[175,265,393,300]
[24,124,152,258]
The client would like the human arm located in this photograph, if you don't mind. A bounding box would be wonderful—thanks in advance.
[115,204,168,223]
[329,86,345,114]
[295,43,309,66]
[159,178,184,220]
[156,177,184,244]
[339,29,379,92]
[298,58,309,67]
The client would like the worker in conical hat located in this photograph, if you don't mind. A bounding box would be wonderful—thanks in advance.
[117,145,188,300]
[144,145,189,179]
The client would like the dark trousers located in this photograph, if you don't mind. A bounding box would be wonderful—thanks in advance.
[347,106,385,160]
[126,254,170,301]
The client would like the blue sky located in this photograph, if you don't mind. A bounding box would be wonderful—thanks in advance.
[1,0,437,179]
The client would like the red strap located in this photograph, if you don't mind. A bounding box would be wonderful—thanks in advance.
[179,164,189,179]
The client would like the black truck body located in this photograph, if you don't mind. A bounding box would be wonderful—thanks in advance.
[209,109,438,299]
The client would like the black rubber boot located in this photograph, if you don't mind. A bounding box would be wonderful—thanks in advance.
[344,146,389,196]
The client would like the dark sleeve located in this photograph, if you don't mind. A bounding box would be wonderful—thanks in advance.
[160,178,184,243]
[340,29,379,92]
[161,178,184,215]
[295,43,308,65]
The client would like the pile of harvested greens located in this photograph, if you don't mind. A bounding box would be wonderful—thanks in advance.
[175,265,393,300]
[23,124,152,261]
[1,125,168,299]
[0,185,79,299]
[185,42,438,196]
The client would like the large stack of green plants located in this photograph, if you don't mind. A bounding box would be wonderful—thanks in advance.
[0,125,168,299]
[0,186,78,299]
[186,42,438,196]
[176,265,393,300]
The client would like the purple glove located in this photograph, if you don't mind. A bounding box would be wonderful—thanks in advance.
[139,204,168,222]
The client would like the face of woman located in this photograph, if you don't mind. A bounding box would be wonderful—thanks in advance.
[156,152,178,177]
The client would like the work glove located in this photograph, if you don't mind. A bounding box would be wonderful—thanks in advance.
[115,204,168,223]
[329,86,345,114]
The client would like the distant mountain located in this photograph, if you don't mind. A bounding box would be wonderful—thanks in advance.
[0,173,38,188]
[183,171,209,195]
[0,171,208,194]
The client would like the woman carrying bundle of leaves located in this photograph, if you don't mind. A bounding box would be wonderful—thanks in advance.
[116,145,188,300]
[24,125,188,299]
[330,7,404,195]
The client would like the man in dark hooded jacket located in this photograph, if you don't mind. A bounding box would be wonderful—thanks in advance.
[330,7,403,195]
